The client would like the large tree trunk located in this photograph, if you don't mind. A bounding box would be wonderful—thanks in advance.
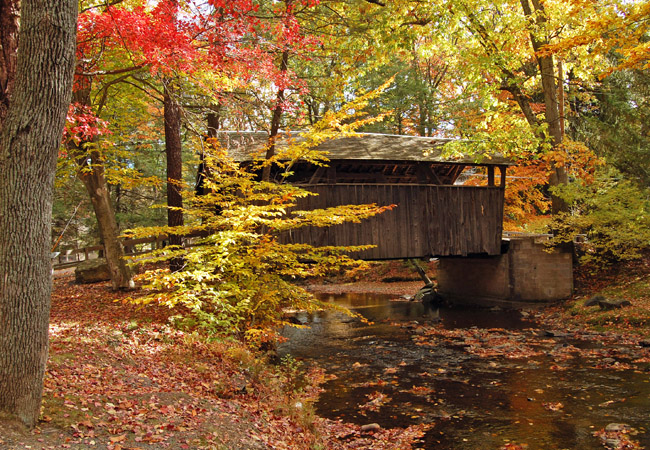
[163,81,184,272]
[0,0,77,428]
[0,0,19,123]
[520,0,569,213]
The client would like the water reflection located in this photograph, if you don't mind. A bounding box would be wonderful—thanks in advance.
[279,292,650,450]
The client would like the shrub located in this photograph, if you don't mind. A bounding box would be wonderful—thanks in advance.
[549,170,650,268]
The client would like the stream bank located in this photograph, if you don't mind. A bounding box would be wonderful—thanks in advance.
[280,291,650,450]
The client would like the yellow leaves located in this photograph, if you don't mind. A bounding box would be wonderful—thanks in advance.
[539,0,650,76]
[129,161,386,336]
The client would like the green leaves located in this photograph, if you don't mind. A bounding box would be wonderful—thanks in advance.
[549,169,650,268]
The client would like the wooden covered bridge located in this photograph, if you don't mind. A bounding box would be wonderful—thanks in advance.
[222,132,511,260]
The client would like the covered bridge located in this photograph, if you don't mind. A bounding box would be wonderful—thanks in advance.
[221,132,511,260]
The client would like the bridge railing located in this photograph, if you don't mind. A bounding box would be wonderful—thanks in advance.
[51,235,168,270]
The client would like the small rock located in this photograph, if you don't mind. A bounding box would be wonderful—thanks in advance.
[605,423,629,432]
[584,295,631,310]
[604,438,622,448]
[546,330,569,338]
[584,295,605,307]
[599,299,632,310]
[74,258,111,284]
[361,423,381,432]
[536,330,568,338]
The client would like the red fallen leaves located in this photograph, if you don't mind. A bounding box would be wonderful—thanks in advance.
[413,326,545,360]
[39,276,426,450]
[408,385,435,396]
[541,402,564,411]
[318,421,430,450]
[412,322,650,373]
[593,424,643,450]
[358,391,392,414]
[501,443,529,450]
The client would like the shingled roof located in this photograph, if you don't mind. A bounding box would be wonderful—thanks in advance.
[219,131,512,165]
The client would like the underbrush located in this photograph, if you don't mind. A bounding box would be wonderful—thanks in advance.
[556,256,650,338]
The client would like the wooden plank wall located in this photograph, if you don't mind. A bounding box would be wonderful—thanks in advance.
[283,184,504,259]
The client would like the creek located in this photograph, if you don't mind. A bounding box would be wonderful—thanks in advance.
[279,292,650,450]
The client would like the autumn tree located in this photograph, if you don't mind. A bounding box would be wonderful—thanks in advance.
[0,0,77,427]
[70,0,312,274]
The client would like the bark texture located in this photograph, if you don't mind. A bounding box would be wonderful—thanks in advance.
[0,0,77,428]
[164,82,184,272]
[0,0,20,123]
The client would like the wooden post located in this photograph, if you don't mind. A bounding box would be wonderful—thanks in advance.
[409,259,433,285]
[487,166,495,186]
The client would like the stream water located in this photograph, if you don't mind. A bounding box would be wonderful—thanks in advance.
[279,293,650,450]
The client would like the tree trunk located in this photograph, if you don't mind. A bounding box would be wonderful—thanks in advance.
[0,0,20,123]
[164,81,184,272]
[77,149,133,289]
[520,0,569,213]
[0,0,77,428]
[262,49,290,182]
[196,110,219,196]
[70,86,133,290]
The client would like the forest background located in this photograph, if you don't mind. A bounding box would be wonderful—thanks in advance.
[54,0,650,274]
[51,0,650,390]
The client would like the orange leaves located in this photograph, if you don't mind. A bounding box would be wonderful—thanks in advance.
[503,159,551,230]
[502,138,604,230]
[541,402,564,412]
[542,139,604,184]
[46,276,331,449]
[358,391,391,413]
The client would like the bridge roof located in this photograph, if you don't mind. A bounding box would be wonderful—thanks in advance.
[218,131,512,166]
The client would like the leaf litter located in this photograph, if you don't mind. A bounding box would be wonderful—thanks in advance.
[0,275,427,450]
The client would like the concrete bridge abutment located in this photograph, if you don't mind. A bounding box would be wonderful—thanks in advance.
[437,235,573,307]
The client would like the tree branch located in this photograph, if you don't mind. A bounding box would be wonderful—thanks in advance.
[76,64,145,77]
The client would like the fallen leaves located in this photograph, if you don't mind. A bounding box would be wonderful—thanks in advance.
[541,402,564,412]
[28,276,430,450]
[358,391,391,414]
[593,423,643,450]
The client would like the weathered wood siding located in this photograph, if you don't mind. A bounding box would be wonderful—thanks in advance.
[284,184,504,259]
